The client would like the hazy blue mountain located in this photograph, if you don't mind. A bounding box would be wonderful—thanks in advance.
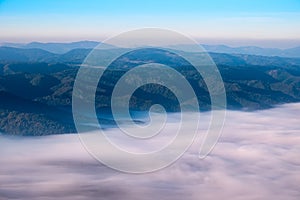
[202,44,300,58]
[0,41,116,54]
[0,42,25,48]
[2,41,300,57]
[284,46,300,57]
[23,41,100,54]
[3,46,300,66]
[168,43,300,58]
[0,47,57,63]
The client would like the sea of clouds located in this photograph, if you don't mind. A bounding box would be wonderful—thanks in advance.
[0,103,300,200]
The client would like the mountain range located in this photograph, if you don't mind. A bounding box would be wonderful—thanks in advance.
[0,42,300,135]
[1,41,300,57]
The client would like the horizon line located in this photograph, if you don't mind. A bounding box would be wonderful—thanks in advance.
[1,38,300,49]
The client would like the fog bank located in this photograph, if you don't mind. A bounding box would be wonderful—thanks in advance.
[1,103,300,200]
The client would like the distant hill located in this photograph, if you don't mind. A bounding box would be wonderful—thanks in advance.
[23,41,100,54]
[202,44,300,58]
[0,47,57,63]
[168,43,300,58]
[1,41,300,57]
[0,41,115,54]
[1,46,300,66]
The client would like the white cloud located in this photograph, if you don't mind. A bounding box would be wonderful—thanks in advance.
[0,103,300,200]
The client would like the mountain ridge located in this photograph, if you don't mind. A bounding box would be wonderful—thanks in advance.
[1,46,300,66]
[0,46,300,135]
[1,41,300,58]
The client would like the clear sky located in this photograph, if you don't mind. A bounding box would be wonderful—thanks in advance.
[0,0,300,48]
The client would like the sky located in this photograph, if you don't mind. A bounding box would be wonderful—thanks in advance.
[0,0,300,48]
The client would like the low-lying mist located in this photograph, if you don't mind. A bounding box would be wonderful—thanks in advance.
[1,103,300,200]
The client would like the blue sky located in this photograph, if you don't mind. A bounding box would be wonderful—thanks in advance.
[0,0,300,47]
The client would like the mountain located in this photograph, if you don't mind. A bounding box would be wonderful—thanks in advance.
[0,41,116,54]
[0,91,75,135]
[23,41,100,54]
[0,47,57,63]
[284,46,300,57]
[0,46,300,135]
[2,41,300,57]
[202,44,300,58]
[0,42,25,48]
[1,46,300,66]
